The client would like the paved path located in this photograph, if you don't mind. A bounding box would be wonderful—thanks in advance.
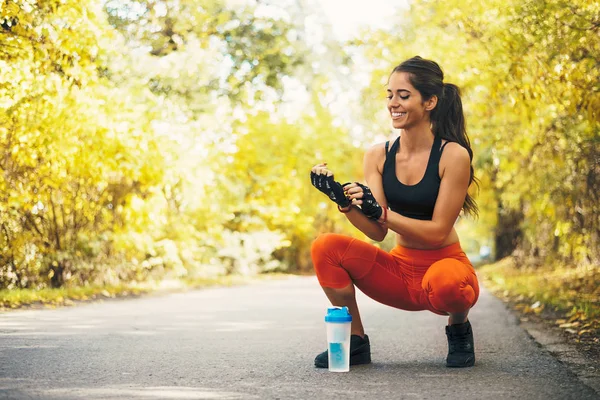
[1,276,598,399]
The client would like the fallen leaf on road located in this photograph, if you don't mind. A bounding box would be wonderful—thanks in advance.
[559,322,581,328]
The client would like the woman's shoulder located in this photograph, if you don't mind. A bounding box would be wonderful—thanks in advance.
[367,135,401,156]
[440,141,470,161]
[439,141,470,177]
[364,140,392,173]
[364,141,390,161]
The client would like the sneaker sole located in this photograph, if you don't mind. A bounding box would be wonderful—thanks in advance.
[446,357,475,368]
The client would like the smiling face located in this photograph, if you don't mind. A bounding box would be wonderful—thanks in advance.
[387,72,436,130]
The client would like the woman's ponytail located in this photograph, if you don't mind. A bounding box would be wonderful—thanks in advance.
[433,84,464,144]
[433,83,479,217]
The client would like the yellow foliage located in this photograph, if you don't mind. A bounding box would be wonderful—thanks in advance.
[1,0,597,293]
[356,0,599,264]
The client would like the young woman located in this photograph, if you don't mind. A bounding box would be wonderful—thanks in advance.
[310,56,480,368]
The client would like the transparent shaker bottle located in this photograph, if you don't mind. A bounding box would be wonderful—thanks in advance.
[325,306,352,372]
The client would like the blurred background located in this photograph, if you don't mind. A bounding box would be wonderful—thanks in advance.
[0,0,598,327]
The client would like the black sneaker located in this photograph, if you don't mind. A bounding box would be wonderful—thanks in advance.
[314,334,371,368]
[445,320,475,367]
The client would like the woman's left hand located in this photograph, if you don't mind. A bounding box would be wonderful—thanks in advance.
[344,182,383,220]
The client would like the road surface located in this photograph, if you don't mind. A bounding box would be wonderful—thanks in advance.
[1,276,598,399]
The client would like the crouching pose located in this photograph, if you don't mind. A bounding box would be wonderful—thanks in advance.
[310,56,480,368]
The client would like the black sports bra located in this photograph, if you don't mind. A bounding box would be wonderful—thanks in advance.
[382,136,450,221]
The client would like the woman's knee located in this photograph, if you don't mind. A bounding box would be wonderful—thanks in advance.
[311,234,354,288]
[311,233,335,256]
[311,233,352,261]
[422,258,479,314]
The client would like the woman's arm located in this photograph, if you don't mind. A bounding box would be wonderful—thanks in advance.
[384,142,471,246]
[343,144,388,242]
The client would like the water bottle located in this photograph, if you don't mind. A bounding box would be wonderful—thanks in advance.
[325,306,352,372]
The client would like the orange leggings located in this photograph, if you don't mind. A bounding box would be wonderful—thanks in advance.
[311,234,479,315]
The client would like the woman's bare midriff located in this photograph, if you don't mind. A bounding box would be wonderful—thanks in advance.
[395,227,461,250]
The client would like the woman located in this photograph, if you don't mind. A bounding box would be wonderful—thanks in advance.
[310,56,480,368]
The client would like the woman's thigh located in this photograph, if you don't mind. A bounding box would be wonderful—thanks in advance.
[334,237,426,311]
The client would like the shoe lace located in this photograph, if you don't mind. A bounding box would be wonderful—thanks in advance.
[449,331,471,353]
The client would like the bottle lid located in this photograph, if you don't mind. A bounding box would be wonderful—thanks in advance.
[324,306,352,323]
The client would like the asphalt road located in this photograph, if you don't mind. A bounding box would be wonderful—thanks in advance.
[0,276,598,400]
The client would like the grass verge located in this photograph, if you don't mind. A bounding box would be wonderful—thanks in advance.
[0,273,291,310]
[478,257,599,350]
[0,284,152,309]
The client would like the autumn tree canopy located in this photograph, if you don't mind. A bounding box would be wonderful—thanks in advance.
[1,0,597,289]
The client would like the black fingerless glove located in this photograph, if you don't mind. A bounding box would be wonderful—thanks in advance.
[310,172,351,208]
[356,183,382,220]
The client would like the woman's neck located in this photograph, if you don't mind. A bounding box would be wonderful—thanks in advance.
[399,123,435,153]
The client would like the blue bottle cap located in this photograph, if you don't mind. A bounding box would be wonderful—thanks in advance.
[324,306,352,323]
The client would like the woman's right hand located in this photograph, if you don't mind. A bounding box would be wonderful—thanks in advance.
[310,163,351,208]
[345,182,383,220]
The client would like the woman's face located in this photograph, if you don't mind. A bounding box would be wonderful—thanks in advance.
[387,72,431,130]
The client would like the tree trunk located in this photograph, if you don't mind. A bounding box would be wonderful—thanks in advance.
[494,202,523,260]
